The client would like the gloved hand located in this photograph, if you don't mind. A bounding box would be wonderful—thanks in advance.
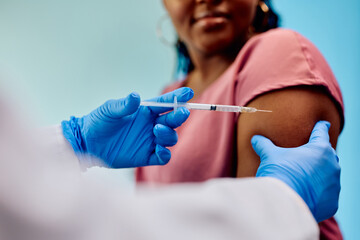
[252,121,340,223]
[62,87,193,169]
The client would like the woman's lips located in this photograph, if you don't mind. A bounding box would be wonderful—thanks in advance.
[192,11,230,30]
[194,11,230,21]
[194,16,229,30]
[197,16,227,24]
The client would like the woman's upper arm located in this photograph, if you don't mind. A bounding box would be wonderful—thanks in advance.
[236,86,341,177]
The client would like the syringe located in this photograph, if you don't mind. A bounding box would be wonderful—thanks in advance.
[140,100,272,113]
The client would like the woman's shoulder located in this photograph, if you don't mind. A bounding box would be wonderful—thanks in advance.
[252,28,306,44]
[234,28,344,122]
[259,28,299,37]
[243,28,319,55]
[238,28,331,74]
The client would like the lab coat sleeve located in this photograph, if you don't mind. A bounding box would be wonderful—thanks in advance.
[39,125,82,171]
[125,178,319,240]
[0,115,319,240]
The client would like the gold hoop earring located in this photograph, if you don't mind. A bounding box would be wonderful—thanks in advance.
[156,15,176,47]
[258,1,269,13]
[252,1,271,32]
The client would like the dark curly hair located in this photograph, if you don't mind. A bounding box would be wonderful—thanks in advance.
[174,0,280,80]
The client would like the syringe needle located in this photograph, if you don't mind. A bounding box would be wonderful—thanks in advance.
[255,109,272,113]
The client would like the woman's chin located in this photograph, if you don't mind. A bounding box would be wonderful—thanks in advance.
[189,27,240,55]
[194,37,237,55]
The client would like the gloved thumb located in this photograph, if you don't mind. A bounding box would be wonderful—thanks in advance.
[251,135,277,160]
[308,121,330,144]
[107,92,140,118]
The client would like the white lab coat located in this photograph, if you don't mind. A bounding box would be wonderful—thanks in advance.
[0,97,319,240]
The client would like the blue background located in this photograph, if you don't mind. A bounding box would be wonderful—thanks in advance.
[0,0,358,238]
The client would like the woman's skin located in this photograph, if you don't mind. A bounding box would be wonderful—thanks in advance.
[163,0,341,177]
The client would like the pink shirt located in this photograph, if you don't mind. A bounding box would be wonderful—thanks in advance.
[137,29,344,239]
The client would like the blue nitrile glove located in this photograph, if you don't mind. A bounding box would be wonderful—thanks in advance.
[62,87,193,169]
[252,121,340,223]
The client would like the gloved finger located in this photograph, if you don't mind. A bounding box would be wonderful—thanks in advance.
[102,92,140,118]
[156,107,190,128]
[251,135,277,160]
[148,145,171,165]
[146,87,194,114]
[308,121,330,144]
[154,124,178,147]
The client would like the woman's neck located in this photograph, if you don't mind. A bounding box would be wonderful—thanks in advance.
[185,47,239,98]
[183,33,257,97]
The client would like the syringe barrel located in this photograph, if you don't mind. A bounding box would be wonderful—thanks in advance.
[140,101,263,113]
[213,105,242,112]
[186,103,243,112]
[184,103,211,110]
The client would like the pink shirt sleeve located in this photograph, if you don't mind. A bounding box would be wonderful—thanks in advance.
[234,29,344,127]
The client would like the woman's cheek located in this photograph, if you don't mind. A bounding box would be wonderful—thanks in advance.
[234,1,257,21]
[166,6,192,40]
[164,0,191,23]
